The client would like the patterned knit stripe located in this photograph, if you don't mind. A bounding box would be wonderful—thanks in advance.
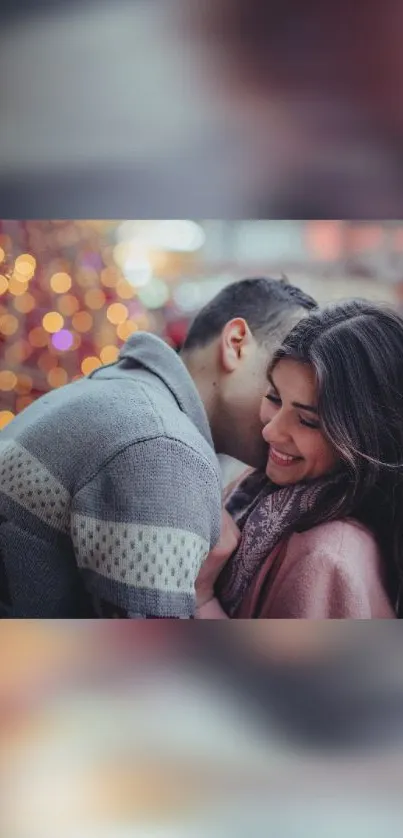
[0,440,70,533]
[83,571,194,618]
[71,515,209,594]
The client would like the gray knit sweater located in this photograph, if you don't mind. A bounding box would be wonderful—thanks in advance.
[0,333,222,617]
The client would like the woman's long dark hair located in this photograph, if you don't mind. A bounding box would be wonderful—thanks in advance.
[271,300,403,615]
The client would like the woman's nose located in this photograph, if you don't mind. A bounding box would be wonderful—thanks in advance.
[262,410,291,444]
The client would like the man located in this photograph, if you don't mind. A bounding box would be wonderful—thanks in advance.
[0,277,316,617]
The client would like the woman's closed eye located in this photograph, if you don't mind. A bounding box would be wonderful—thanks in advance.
[299,416,321,430]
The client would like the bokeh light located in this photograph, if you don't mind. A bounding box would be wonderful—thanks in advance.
[0,370,18,391]
[0,247,5,263]
[100,267,120,288]
[0,410,15,429]
[138,278,170,309]
[50,272,72,294]
[116,320,138,342]
[107,303,128,325]
[0,314,19,336]
[81,356,102,376]
[38,353,58,374]
[84,288,106,310]
[4,341,32,365]
[43,312,64,334]
[57,294,80,316]
[51,329,74,351]
[47,367,69,388]
[14,254,36,280]
[15,374,33,395]
[100,345,120,365]
[72,311,93,333]
[8,277,28,296]
[28,327,49,348]
[13,293,36,314]
[0,274,8,295]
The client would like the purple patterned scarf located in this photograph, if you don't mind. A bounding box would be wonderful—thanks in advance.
[216,469,346,616]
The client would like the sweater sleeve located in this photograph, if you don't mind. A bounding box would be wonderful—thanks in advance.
[265,547,373,619]
[70,436,222,618]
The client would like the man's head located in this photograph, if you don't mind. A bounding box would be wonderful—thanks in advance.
[181,277,317,468]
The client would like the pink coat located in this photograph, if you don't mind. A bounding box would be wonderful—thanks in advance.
[235,518,395,619]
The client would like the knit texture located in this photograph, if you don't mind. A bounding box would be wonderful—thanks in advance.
[0,333,222,617]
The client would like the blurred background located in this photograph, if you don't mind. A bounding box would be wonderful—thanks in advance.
[2,218,403,432]
[2,0,403,216]
[1,621,403,837]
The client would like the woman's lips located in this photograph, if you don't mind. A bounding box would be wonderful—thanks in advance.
[269,446,302,467]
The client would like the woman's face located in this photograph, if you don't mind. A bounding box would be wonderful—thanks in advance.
[260,358,339,485]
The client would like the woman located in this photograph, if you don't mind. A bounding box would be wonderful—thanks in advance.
[196,300,403,618]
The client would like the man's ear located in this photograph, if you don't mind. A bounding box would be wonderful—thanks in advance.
[219,318,254,372]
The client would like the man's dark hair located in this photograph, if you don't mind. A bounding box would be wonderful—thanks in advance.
[182,276,317,351]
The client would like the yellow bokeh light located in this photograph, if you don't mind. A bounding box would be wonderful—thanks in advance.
[81,356,102,376]
[116,279,136,300]
[0,275,8,295]
[101,267,120,288]
[116,320,138,342]
[28,327,49,348]
[0,247,5,264]
[57,294,80,316]
[16,395,33,413]
[8,277,28,296]
[100,345,119,365]
[38,352,57,374]
[107,303,128,325]
[0,370,18,391]
[14,254,36,280]
[72,311,93,333]
[15,374,33,394]
[0,410,15,430]
[47,367,69,388]
[84,288,106,310]
[50,272,72,294]
[13,293,35,314]
[0,314,19,336]
[43,312,64,334]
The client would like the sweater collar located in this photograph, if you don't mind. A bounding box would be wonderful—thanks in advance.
[118,332,214,449]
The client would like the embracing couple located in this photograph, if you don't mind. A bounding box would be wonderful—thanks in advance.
[0,277,401,618]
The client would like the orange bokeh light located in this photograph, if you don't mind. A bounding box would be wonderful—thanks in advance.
[15,374,33,394]
[13,293,36,314]
[116,320,138,342]
[0,275,8,295]
[0,410,15,429]
[57,294,80,316]
[100,345,119,364]
[0,314,19,336]
[0,370,18,391]
[47,367,69,388]
[28,327,49,348]
[72,311,93,333]
[8,277,28,296]
[81,356,102,375]
[85,288,106,310]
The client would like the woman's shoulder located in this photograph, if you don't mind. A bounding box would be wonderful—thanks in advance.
[288,518,380,566]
